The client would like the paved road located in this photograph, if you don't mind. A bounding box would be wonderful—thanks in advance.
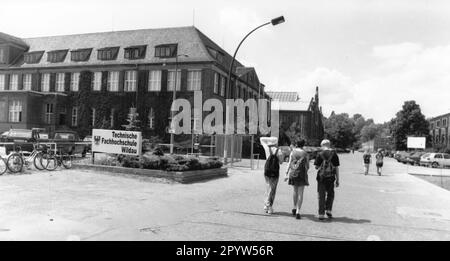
[1,152,450,241]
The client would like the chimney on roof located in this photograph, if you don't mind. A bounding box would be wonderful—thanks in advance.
[315,86,319,104]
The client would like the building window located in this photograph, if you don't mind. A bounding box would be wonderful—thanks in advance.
[47,50,69,63]
[148,70,162,91]
[444,119,448,127]
[213,73,219,94]
[71,107,78,127]
[23,74,32,91]
[110,109,115,128]
[56,73,65,92]
[24,51,44,64]
[220,76,226,96]
[92,72,102,91]
[71,48,92,62]
[9,74,19,91]
[125,45,147,60]
[0,48,5,64]
[0,74,5,90]
[9,100,22,123]
[107,71,119,92]
[45,103,54,124]
[167,70,181,91]
[154,44,178,58]
[41,73,50,92]
[92,108,96,127]
[124,70,137,92]
[148,108,155,129]
[71,72,80,92]
[187,70,201,91]
[97,47,120,61]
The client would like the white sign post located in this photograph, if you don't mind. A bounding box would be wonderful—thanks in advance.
[92,129,142,157]
[407,136,426,149]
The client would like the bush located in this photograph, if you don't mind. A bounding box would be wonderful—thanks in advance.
[115,153,222,171]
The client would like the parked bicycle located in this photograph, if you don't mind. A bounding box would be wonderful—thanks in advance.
[42,150,73,171]
[0,155,7,175]
[6,143,49,173]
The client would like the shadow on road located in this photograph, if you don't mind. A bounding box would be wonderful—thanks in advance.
[276,212,371,224]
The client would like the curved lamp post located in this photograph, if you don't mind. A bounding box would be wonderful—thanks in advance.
[224,16,285,165]
[226,16,285,99]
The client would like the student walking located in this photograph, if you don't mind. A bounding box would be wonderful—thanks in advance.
[363,150,372,175]
[260,137,284,215]
[284,139,309,219]
[314,139,340,220]
[375,149,384,176]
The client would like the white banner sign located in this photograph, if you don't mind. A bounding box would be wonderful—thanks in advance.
[92,129,142,156]
[407,136,426,149]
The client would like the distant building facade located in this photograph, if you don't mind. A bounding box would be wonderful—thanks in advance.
[267,87,324,146]
[0,27,270,142]
[429,112,450,150]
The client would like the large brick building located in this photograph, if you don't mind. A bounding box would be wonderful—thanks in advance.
[429,112,450,150]
[266,87,324,146]
[0,27,271,143]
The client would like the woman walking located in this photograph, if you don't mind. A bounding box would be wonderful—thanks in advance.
[284,139,309,219]
[375,149,384,176]
[363,150,372,175]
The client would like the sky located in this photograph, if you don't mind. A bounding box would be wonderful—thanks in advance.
[1,0,450,123]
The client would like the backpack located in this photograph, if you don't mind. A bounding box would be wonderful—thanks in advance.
[264,148,280,178]
[318,151,336,180]
[363,154,371,164]
[289,156,307,178]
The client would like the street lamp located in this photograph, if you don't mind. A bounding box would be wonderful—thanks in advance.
[224,16,285,164]
[226,16,285,99]
[169,54,189,154]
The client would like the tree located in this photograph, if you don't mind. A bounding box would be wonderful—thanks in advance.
[390,101,430,150]
[323,113,356,148]
[360,123,383,142]
[122,107,141,131]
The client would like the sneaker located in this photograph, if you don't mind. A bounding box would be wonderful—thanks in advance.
[296,213,301,220]
[318,214,325,220]
[267,207,274,215]
[264,205,268,212]
[292,209,296,216]
[326,211,333,218]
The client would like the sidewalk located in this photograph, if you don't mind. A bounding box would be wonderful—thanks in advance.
[0,153,450,240]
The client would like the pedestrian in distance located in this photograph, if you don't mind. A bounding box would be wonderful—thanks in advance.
[363,150,372,175]
[260,137,284,215]
[284,139,309,220]
[314,139,340,221]
[375,149,384,176]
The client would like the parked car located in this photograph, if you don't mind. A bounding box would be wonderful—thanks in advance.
[420,153,450,168]
[405,152,426,165]
[52,130,89,157]
[0,128,48,154]
[396,151,414,164]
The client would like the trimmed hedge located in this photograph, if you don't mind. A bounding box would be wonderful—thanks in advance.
[119,153,223,172]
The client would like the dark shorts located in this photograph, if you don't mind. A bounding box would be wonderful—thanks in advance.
[376,162,383,167]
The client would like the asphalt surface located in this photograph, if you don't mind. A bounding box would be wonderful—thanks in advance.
[1,152,450,241]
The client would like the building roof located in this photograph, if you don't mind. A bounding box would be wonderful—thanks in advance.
[0,32,29,49]
[3,26,246,70]
[275,101,310,112]
[266,92,299,102]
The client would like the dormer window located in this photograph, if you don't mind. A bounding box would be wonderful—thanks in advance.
[124,45,146,60]
[206,46,224,63]
[97,47,120,61]
[24,51,44,64]
[154,44,177,58]
[71,48,92,62]
[0,48,5,64]
[47,49,68,63]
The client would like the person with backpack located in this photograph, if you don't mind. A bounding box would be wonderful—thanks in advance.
[284,139,309,219]
[363,150,372,175]
[314,139,340,220]
[260,137,285,215]
[375,149,384,176]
